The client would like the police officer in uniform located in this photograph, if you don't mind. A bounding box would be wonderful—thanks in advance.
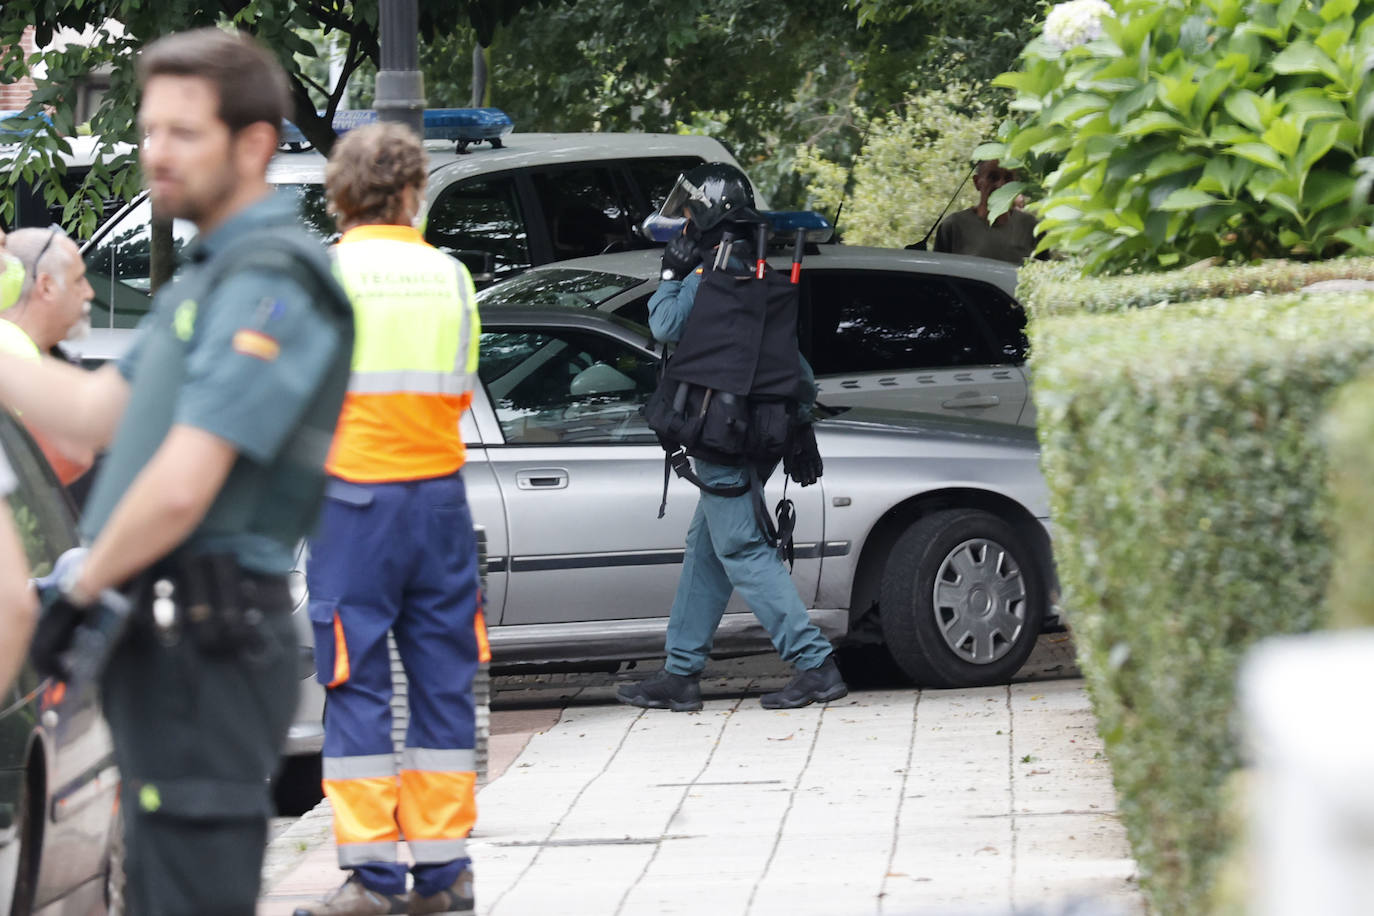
[0,30,354,915]
[617,163,846,712]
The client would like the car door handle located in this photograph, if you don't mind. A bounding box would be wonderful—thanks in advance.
[942,395,1000,409]
[515,469,569,490]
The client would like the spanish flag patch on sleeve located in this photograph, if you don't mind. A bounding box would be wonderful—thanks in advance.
[232,328,281,361]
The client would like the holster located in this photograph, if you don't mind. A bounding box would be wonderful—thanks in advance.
[138,553,291,657]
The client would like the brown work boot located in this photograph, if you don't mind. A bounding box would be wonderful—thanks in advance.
[292,874,408,916]
[408,867,475,915]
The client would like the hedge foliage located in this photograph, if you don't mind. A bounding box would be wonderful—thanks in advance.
[1031,290,1374,912]
[1017,254,1374,320]
[1323,374,1374,627]
[986,0,1374,274]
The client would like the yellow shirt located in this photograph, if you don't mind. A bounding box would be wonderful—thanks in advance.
[0,319,39,360]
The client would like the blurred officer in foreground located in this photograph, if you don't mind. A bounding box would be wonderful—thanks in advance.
[0,226,96,483]
[0,228,40,693]
[0,28,353,914]
[295,123,482,916]
[617,163,846,712]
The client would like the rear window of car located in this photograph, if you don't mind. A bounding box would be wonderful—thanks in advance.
[478,268,645,309]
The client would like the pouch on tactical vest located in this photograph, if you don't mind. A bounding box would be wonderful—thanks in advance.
[644,229,811,556]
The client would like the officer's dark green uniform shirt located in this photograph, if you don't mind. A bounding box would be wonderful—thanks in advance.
[80,193,348,574]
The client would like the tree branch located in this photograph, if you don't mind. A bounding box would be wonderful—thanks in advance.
[301,0,379,58]
[325,32,365,115]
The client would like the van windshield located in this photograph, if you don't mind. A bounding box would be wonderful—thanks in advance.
[83,182,334,331]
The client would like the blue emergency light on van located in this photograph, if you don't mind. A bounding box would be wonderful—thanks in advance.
[0,110,54,142]
[280,108,514,152]
[639,210,834,245]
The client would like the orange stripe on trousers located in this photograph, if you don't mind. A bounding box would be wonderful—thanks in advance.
[398,770,477,843]
[324,776,401,846]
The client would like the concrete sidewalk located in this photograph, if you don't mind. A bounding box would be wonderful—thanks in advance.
[258,673,1143,916]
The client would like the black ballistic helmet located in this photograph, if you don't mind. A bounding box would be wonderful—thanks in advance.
[657,162,761,232]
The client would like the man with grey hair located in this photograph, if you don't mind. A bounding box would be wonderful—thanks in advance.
[0,226,96,482]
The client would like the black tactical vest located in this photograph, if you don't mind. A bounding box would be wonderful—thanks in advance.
[645,259,803,471]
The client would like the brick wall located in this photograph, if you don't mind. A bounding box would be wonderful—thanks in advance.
[0,26,37,111]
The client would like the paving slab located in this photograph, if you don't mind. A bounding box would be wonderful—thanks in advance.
[259,641,1143,916]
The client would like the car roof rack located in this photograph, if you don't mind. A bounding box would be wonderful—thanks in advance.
[280,107,515,154]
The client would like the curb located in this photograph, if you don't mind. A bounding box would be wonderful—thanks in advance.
[262,796,335,892]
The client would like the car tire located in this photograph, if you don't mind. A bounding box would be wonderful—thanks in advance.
[879,508,1045,688]
[272,754,323,817]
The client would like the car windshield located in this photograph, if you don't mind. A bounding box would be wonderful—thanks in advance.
[477,268,643,309]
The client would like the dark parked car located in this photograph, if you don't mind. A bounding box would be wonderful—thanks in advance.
[0,413,119,915]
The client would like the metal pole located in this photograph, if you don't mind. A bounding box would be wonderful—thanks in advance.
[375,0,425,136]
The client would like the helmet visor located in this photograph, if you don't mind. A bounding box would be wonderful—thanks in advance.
[655,173,713,224]
[642,172,713,241]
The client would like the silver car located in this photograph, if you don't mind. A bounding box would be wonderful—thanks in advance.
[478,246,1036,427]
[467,305,1055,688]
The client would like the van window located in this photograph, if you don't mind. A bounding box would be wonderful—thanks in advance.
[530,167,635,261]
[82,199,197,330]
[426,175,530,283]
[625,157,709,215]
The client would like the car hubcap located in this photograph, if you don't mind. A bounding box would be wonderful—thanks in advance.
[931,538,1027,665]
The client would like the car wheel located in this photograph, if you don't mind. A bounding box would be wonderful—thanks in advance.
[879,508,1045,688]
[272,754,323,817]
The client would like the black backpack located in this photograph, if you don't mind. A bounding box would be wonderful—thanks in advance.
[644,235,808,554]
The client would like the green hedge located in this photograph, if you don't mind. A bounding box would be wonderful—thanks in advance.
[1017,255,1374,320]
[1032,290,1374,912]
[1324,374,1374,629]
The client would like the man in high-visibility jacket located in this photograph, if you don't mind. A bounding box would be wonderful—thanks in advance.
[296,122,483,916]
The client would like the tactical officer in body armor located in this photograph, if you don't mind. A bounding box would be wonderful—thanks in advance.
[0,30,354,914]
[617,163,848,712]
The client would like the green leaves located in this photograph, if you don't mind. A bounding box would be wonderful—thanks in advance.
[1025,275,1374,910]
[995,0,1374,274]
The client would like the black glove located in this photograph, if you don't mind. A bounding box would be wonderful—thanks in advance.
[30,547,89,679]
[661,234,698,280]
[30,591,89,681]
[29,548,133,686]
[784,423,823,487]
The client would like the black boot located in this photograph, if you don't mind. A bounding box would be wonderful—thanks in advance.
[760,656,848,709]
[617,669,703,711]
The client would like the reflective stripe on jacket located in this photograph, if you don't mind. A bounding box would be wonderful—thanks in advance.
[326,225,480,482]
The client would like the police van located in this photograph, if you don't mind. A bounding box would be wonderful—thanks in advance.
[74,108,762,364]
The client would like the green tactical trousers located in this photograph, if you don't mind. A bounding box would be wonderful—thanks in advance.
[101,609,298,916]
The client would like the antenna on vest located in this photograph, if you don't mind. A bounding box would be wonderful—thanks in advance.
[908,166,974,252]
[790,229,804,284]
